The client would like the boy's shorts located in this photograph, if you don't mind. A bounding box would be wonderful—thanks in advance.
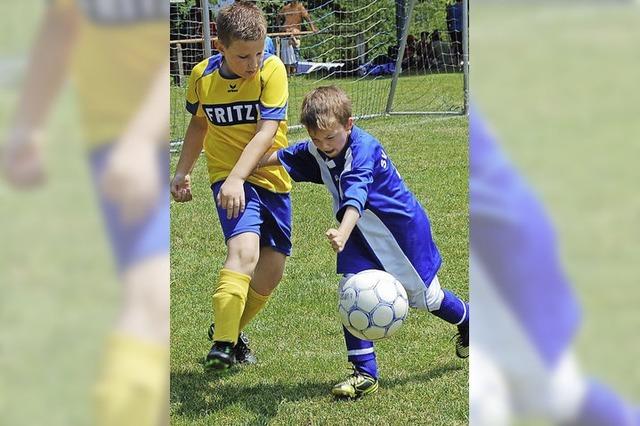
[212,181,292,256]
[89,143,169,273]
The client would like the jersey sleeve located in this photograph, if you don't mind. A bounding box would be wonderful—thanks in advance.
[338,142,377,218]
[259,57,288,121]
[185,61,206,117]
[277,141,322,184]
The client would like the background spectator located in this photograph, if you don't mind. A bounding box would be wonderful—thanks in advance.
[446,0,464,66]
[402,34,418,71]
[431,29,456,71]
[416,31,433,71]
[279,0,318,33]
[278,0,318,74]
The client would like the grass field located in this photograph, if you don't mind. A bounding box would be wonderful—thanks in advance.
[170,114,469,425]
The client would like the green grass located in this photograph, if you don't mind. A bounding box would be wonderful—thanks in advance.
[170,115,468,424]
[170,72,464,141]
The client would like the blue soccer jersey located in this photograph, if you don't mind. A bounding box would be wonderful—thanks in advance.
[278,126,442,303]
[470,108,580,367]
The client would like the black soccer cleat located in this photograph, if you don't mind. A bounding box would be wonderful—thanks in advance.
[207,322,257,365]
[204,341,235,370]
[454,323,469,359]
[235,331,257,365]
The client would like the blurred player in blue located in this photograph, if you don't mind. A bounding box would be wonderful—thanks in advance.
[470,107,639,425]
[1,1,168,424]
[261,86,469,399]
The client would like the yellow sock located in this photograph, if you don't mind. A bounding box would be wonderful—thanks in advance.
[94,334,167,426]
[212,268,251,344]
[239,286,271,331]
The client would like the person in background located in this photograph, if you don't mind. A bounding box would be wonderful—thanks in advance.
[416,31,433,71]
[278,1,318,74]
[446,0,464,66]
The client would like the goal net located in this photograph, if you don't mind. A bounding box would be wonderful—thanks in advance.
[170,0,467,145]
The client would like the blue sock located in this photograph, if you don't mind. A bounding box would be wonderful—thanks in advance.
[431,289,469,326]
[343,326,378,379]
[566,380,635,425]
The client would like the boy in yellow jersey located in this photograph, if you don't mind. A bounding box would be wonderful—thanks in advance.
[170,1,291,370]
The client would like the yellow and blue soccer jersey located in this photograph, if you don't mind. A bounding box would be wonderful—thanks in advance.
[50,0,167,146]
[186,53,292,193]
[48,0,169,271]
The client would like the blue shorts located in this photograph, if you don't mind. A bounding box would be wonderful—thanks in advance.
[89,143,169,273]
[212,181,292,256]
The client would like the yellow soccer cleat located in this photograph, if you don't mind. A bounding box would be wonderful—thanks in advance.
[331,369,379,399]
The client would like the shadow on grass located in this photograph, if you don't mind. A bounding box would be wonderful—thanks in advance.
[170,361,463,422]
[382,362,463,389]
[171,368,333,422]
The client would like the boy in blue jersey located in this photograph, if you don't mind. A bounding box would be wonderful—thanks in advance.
[260,86,469,398]
[171,1,292,369]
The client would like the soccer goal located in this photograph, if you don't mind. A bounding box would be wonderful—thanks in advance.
[170,0,468,146]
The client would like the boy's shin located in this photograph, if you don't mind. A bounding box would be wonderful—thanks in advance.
[344,326,378,379]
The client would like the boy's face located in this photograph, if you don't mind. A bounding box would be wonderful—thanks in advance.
[308,118,354,158]
[216,38,265,79]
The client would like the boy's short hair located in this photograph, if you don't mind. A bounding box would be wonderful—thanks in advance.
[300,86,352,131]
[216,1,267,47]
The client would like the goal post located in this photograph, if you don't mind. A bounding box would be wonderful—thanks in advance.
[387,0,469,115]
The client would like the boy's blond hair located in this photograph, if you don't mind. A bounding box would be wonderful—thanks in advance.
[300,86,352,131]
[216,1,267,47]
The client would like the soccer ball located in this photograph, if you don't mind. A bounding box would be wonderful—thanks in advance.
[338,270,409,341]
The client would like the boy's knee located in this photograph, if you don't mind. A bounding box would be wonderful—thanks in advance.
[225,246,259,274]
[408,276,444,312]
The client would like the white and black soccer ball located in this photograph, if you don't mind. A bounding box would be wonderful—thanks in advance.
[338,270,409,341]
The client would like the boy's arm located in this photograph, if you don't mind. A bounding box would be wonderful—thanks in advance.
[217,119,279,219]
[326,206,360,253]
[257,150,281,169]
[2,3,79,187]
[171,115,208,202]
[273,141,324,183]
[302,6,318,32]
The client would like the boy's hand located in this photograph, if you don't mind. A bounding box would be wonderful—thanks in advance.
[326,228,347,253]
[1,134,46,189]
[217,176,245,219]
[171,172,192,202]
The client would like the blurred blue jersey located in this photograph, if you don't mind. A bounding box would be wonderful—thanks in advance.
[278,126,442,298]
[470,109,581,367]
[265,36,276,55]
